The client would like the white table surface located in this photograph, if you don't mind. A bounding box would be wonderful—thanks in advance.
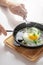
[0,0,43,65]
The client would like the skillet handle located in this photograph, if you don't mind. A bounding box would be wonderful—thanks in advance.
[6,30,13,32]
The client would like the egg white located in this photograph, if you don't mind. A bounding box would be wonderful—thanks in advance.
[23,32,32,44]
[23,27,41,44]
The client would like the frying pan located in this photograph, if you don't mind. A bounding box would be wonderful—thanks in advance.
[7,22,43,48]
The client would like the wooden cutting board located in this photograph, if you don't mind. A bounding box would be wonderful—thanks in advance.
[4,35,43,61]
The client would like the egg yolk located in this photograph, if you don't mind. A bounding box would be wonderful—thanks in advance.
[28,33,39,40]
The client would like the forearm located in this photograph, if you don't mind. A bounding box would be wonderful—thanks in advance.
[0,0,12,7]
[0,0,16,8]
[0,0,8,7]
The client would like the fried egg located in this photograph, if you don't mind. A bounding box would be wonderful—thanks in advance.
[23,27,41,44]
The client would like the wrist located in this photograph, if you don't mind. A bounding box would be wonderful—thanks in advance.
[7,1,17,8]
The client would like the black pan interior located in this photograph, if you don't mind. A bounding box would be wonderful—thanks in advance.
[13,22,43,48]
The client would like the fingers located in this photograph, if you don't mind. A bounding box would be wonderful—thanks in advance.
[14,4,27,19]
[17,9,27,19]
[19,4,27,19]
[20,4,26,10]
[0,25,7,36]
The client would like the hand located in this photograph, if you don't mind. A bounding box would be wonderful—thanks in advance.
[8,3,27,19]
[0,0,27,19]
[0,25,7,36]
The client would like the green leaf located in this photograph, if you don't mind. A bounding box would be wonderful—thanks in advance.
[33,40,37,44]
[33,33,36,36]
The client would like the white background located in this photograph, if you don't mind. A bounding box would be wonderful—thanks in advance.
[0,0,43,65]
